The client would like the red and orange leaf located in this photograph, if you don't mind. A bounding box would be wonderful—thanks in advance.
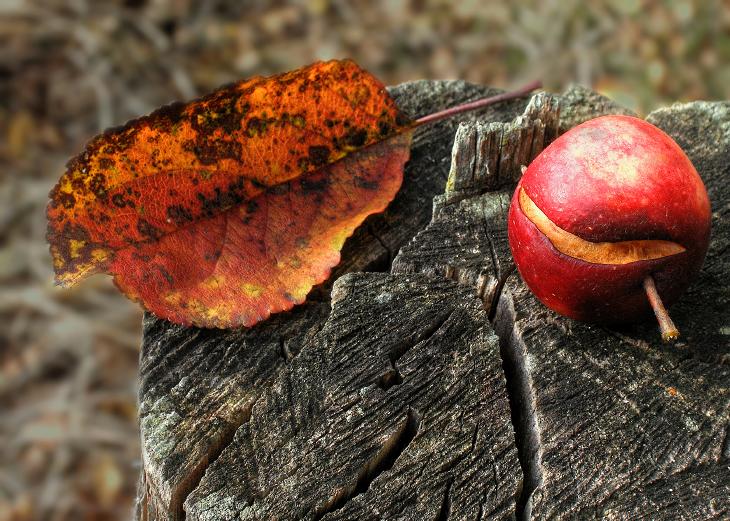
[112,132,412,327]
[47,59,411,285]
[46,59,413,327]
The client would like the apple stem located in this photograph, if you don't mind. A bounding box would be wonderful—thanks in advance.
[643,275,679,342]
[414,80,542,126]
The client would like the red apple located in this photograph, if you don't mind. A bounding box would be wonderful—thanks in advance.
[507,115,711,341]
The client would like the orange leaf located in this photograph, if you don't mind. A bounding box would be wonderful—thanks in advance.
[47,60,412,327]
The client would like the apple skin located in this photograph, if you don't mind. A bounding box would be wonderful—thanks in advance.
[507,115,711,324]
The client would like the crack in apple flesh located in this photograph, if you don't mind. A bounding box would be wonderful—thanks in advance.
[518,188,686,265]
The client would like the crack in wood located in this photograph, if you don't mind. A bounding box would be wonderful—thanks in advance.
[376,365,403,391]
[378,309,453,391]
[435,480,453,521]
[491,276,543,521]
[417,93,561,521]
[278,337,291,363]
[172,398,257,521]
[312,407,422,520]
[390,93,563,521]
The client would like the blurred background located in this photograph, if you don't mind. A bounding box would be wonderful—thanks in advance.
[1,0,729,519]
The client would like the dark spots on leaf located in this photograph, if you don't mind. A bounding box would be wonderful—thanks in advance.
[378,120,392,137]
[228,176,245,193]
[52,224,94,267]
[300,176,328,194]
[307,145,330,167]
[137,219,163,241]
[70,177,85,191]
[111,193,129,208]
[131,252,151,262]
[191,140,242,165]
[64,223,91,241]
[325,119,334,128]
[246,117,267,137]
[193,94,245,134]
[344,128,367,148]
[98,157,114,169]
[241,200,258,224]
[89,173,107,199]
[297,157,309,171]
[166,205,193,225]
[218,112,242,134]
[157,265,174,285]
[57,191,76,209]
[149,100,187,129]
[105,126,138,152]
[355,176,379,190]
[196,185,244,217]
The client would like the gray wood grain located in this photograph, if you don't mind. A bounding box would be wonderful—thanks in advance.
[184,274,519,520]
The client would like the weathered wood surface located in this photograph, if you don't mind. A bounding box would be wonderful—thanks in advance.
[136,81,729,520]
[185,274,520,520]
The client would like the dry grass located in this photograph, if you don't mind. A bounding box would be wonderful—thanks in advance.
[1,1,728,519]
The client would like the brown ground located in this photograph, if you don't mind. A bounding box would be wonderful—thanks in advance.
[1,1,728,519]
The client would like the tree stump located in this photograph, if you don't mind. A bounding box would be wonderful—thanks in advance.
[135,81,729,521]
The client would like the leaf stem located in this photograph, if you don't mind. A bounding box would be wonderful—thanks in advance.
[414,80,542,126]
[643,275,679,342]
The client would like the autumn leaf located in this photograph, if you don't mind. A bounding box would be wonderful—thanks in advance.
[47,59,538,328]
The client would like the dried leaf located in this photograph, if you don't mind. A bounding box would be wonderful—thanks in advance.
[47,60,413,327]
